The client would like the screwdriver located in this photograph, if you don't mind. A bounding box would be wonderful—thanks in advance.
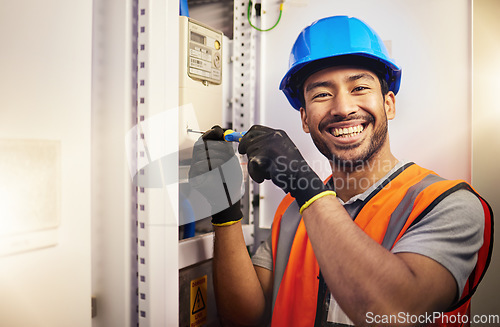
[223,129,247,142]
[187,128,247,142]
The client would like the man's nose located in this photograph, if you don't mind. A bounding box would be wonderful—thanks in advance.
[329,92,359,117]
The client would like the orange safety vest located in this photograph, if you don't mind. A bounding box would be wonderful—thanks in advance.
[270,163,493,327]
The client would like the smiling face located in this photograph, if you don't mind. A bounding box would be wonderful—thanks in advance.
[300,66,396,169]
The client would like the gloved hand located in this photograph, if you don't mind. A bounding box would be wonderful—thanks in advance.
[238,125,335,213]
[189,125,244,226]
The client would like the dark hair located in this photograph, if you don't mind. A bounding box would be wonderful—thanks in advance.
[296,55,390,109]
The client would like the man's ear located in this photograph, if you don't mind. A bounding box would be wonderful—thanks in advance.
[384,91,396,120]
[300,107,310,133]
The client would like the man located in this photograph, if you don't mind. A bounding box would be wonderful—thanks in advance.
[190,16,493,326]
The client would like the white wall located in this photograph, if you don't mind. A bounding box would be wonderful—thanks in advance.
[0,0,92,326]
[471,0,500,322]
[258,0,472,227]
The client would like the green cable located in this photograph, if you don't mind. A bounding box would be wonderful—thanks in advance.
[247,1,283,32]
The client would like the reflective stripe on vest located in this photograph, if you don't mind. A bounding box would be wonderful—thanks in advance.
[270,163,493,327]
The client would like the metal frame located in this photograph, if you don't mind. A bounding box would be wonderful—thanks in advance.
[135,0,180,325]
[232,0,259,251]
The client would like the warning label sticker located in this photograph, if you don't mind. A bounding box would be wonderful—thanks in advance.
[190,275,207,326]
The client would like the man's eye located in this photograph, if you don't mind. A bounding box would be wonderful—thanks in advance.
[353,86,368,92]
[312,92,330,99]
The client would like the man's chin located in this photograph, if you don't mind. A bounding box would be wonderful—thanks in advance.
[329,147,375,170]
[332,157,366,170]
[332,147,364,162]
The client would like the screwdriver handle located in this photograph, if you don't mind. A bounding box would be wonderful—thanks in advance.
[223,129,247,142]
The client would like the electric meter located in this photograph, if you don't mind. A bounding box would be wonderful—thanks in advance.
[179,16,224,161]
[186,21,222,85]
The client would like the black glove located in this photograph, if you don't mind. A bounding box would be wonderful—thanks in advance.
[238,125,333,211]
[189,126,243,226]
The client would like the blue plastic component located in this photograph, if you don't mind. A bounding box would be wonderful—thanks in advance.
[180,0,189,17]
[180,193,195,239]
[279,15,402,110]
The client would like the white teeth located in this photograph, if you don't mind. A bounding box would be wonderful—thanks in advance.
[332,124,364,137]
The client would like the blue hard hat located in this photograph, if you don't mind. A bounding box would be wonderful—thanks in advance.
[279,15,402,110]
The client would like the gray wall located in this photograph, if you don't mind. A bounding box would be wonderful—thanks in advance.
[471,0,500,324]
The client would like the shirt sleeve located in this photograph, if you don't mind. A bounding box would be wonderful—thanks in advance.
[251,234,273,271]
[391,189,485,299]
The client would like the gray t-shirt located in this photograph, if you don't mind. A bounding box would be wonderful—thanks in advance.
[251,161,485,325]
